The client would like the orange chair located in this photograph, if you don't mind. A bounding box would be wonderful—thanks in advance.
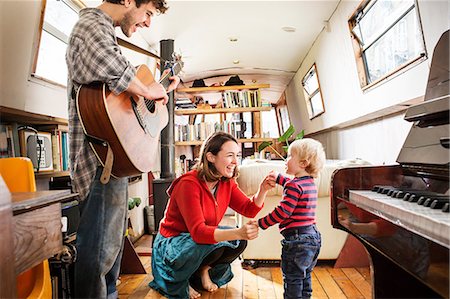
[0,157,52,299]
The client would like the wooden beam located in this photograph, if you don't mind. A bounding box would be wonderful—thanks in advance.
[117,38,160,60]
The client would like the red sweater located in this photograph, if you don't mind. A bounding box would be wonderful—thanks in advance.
[159,170,263,244]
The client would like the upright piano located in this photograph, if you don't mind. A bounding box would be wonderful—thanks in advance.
[331,30,449,298]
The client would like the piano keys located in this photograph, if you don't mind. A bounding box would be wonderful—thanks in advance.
[348,189,450,248]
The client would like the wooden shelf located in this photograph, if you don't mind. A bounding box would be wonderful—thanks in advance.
[0,106,70,178]
[175,106,271,115]
[177,84,270,94]
[35,171,70,178]
[0,106,67,125]
[175,138,273,146]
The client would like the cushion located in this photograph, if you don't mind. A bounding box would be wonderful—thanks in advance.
[238,158,371,197]
[237,160,287,196]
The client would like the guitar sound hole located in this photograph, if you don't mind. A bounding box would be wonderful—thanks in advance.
[145,98,156,113]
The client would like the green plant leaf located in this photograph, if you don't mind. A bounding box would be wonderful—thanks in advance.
[258,141,272,152]
[278,124,295,142]
[282,145,289,153]
[295,130,305,140]
[133,197,142,207]
[128,198,136,210]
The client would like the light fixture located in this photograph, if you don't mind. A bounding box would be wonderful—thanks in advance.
[281,26,296,33]
[323,20,331,32]
[233,60,240,64]
[229,37,238,42]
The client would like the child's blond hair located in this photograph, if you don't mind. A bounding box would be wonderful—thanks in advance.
[288,138,326,178]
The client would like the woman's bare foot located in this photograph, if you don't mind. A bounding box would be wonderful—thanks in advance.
[189,285,201,299]
[199,266,218,292]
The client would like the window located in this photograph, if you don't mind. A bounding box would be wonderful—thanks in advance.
[302,64,325,119]
[349,0,426,88]
[261,108,279,138]
[277,105,290,135]
[32,0,81,86]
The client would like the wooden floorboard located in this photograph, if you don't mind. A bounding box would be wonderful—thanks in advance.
[341,268,372,299]
[120,218,372,299]
[118,254,372,298]
[311,271,328,299]
[313,266,346,299]
[327,267,364,299]
[270,267,284,299]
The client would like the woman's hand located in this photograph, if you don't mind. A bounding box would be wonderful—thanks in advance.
[252,172,277,207]
[214,220,259,242]
[238,220,259,240]
[268,170,278,182]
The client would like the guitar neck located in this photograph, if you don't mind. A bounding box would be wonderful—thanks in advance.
[159,63,182,90]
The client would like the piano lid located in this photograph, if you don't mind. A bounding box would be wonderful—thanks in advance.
[397,30,449,174]
[423,30,449,103]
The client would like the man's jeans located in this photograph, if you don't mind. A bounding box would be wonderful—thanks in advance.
[281,225,321,299]
[74,167,128,298]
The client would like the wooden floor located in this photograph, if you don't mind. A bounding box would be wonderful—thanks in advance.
[118,236,372,299]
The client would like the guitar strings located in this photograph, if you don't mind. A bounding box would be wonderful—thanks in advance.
[139,63,182,112]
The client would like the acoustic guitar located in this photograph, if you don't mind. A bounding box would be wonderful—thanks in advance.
[76,61,183,180]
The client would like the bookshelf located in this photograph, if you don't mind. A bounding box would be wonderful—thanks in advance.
[175,84,272,144]
[175,106,271,115]
[175,137,273,146]
[174,84,274,171]
[177,83,270,93]
[0,106,70,178]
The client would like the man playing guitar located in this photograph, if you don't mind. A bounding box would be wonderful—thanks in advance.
[66,0,179,297]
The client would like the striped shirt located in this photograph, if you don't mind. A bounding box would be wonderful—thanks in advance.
[66,8,136,200]
[258,174,317,231]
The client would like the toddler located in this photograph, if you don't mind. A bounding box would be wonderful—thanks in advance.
[258,138,326,299]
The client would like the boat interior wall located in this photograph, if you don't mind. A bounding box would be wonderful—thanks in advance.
[282,0,448,165]
[285,0,449,139]
[311,113,414,166]
[1,1,448,169]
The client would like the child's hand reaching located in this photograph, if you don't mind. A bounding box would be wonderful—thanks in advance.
[260,172,276,192]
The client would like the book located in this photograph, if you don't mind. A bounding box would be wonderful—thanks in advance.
[61,132,69,171]
[51,134,62,171]
[0,124,9,158]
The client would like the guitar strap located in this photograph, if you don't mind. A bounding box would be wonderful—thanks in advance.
[101,145,114,184]
[85,134,114,184]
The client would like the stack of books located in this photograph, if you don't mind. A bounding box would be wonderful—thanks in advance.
[175,98,196,109]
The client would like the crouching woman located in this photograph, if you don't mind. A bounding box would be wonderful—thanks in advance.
[149,132,275,298]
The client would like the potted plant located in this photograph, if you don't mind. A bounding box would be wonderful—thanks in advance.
[257,124,304,160]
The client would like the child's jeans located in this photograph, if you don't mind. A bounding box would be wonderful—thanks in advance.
[280,225,321,299]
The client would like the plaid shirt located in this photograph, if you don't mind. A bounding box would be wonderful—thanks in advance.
[66,8,136,200]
